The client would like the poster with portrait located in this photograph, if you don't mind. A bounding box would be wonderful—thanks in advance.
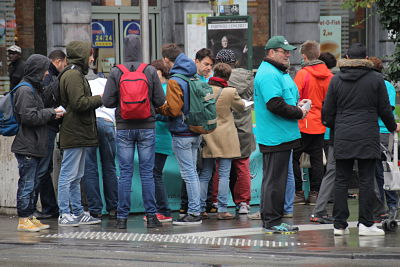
[206,16,252,69]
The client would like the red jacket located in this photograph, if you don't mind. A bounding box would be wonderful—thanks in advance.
[294,63,333,134]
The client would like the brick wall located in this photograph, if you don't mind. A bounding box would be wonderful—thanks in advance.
[249,0,269,68]
[15,0,34,57]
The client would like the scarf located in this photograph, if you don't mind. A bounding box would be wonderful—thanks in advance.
[208,76,228,88]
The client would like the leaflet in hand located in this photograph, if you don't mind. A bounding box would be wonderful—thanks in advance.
[242,99,254,109]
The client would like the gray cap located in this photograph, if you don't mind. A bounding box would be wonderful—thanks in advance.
[7,45,22,53]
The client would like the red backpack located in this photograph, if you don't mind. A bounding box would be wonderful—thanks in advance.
[116,63,151,120]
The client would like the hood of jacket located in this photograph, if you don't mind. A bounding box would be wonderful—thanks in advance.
[124,35,142,62]
[228,68,253,97]
[303,63,332,80]
[170,53,197,77]
[66,41,92,75]
[23,54,50,90]
[337,58,374,81]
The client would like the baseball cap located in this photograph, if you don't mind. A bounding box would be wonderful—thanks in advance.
[215,49,236,64]
[7,45,22,53]
[264,36,297,51]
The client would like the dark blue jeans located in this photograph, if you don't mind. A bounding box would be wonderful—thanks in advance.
[117,129,157,218]
[82,117,118,215]
[153,153,171,216]
[15,154,40,217]
[34,127,58,215]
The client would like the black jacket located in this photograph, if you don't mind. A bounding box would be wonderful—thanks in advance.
[42,63,62,131]
[322,59,396,159]
[8,58,26,90]
[11,54,56,157]
[103,35,165,130]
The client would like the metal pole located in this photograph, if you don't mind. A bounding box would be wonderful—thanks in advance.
[140,0,150,63]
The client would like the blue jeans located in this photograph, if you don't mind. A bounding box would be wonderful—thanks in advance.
[58,148,87,216]
[284,151,294,214]
[15,154,40,217]
[117,129,156,218]
[172,136,201,215]
[199,158,232,213]
[154,153,171,216]
[82,118,118,215]
[34,127,58,215]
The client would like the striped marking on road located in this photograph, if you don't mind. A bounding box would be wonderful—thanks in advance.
[39,231,307,248]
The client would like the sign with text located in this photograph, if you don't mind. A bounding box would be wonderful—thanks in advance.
[319,16,342,59]
[185,12,212,60]
[123,20,141,38]
[92,20,114,48]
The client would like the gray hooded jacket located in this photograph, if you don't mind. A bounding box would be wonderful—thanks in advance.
[11,54,56,157]
[102,35,165,129]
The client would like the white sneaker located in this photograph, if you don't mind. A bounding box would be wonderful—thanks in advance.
[334,227,350,236]
[58,213,79,227]
[238,202,250,214]
[359,223,385,236]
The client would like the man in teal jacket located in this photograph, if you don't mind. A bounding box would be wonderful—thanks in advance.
[254,36,308,234]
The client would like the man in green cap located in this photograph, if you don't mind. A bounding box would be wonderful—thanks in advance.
[254,36,309,234]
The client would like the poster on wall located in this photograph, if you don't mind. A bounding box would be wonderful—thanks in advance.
[92,20,114,48]
[207,16,252,69]
[184,12,212,60]
[319,16,342,59]
[0,12,5,46]
[123,20,141,38]
[217,0,247,16]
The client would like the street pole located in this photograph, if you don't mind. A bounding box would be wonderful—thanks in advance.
[140,0,150,63]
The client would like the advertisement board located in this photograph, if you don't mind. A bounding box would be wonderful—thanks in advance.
[184,11,212,60]
[92,20,114,48]
[319,16,342,59]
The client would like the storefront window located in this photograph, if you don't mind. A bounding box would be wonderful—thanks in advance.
[320,0,366,58]
[90,0,157,6]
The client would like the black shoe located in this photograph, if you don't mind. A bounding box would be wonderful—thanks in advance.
[90,212,103,219]
[108,210,117,219]
[173,214,202,225]
[116,218,127,229]
[32,210,52,220]
[146,214,162,228]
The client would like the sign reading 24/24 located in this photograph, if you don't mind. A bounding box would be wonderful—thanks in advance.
[92,20,114,48]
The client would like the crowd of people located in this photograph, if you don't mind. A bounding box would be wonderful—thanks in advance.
[7,34,399,236]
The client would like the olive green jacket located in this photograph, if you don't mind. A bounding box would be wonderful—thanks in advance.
[59,41,103,149]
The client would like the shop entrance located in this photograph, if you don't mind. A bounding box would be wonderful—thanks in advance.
[91,13,158,75]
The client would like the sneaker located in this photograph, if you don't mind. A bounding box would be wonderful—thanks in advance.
[308,191,318,205]
[247,211,261,220]
[208,203,218,213]
[359,223,385,236]
[179,208,187,218]
[146,214,163,228]
[143,213,172,222]
[17,218,41,232]
[334,227,350,236]
[90,212,103,219]
[116,218,127,229]
[264,223,299,234]
[58,213,79,227]
[238,202,250,214]
[217,212,235,220]
[30,216,50,230]
[108,210,117,220]
[173,214,202,225]
[32,210,52,220]
[75,211,101,225]
[310,214,333,224]
[294,191,306,204]
[282,213,293,218]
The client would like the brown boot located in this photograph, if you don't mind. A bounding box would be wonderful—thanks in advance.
[217,212,235,220]
[308,191,318,205]
[294,191,306,204]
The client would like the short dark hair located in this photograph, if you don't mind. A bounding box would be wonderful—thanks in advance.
[48,49,66,61]
[213,63,232,81]
[195,48,214,63]
[319,52,337,69]
[161,43,182,63]
[346,43,366,59]
[151,59,170,78]
[368,56,383,72]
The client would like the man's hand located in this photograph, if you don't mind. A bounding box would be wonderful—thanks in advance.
[300,107,308,119]
[54,108,64,119]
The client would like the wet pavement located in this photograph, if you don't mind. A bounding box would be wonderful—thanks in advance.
[1,199,400,266]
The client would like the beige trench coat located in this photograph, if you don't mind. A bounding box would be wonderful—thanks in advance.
[202,85,245,158]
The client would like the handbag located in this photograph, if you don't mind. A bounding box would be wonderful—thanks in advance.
[383,133,400,191]
[299,149,327,169]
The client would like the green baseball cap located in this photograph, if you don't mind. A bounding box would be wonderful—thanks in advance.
[264,36,297,51]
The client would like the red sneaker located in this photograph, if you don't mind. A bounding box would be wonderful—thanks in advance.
[143,213,172,222]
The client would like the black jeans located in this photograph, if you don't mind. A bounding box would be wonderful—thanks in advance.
[333,159,375,229]
[260,150,290,228]
[293,133,324,192]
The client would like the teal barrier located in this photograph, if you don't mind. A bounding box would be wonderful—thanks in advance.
[97,147,263,213]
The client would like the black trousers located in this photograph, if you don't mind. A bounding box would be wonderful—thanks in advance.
[260,150,290,228]
[333,158,375,229]
[293,133,324,192]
